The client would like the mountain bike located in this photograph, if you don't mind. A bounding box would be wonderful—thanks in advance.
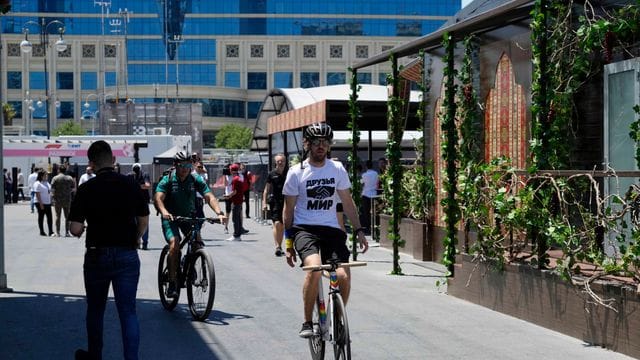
[157,216,219,321]
[302,260,367,360]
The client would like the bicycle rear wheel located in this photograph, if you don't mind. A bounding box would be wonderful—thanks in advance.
[308,298,326,360]
[332,294,350,360]
[158,245,180,310]
[186,248,216,321]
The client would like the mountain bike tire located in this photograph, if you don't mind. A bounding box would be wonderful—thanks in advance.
[158,245,180,310]
[186,248,216,321]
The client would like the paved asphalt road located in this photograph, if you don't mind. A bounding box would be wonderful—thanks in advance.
[0,200,633,359]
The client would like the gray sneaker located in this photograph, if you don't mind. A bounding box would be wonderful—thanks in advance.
[299,321,313,338]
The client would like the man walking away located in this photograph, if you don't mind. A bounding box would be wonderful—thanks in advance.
[51,165,76,237]
[70,140,149,360]
[360,160,379,234]
[27,167,39,213]
[128,163,151,249]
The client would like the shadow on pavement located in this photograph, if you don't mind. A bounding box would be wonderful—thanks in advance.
[0,290,251,360]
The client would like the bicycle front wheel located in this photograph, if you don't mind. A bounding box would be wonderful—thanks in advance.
[308,298,326,360]
[158,245,179,310]
[332,294,351,360]
[186,248,216,321]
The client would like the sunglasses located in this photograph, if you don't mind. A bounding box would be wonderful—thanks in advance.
[310,138,332,147]
[176,163,192,169]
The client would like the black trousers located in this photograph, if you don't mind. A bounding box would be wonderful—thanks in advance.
[37,203,53,235]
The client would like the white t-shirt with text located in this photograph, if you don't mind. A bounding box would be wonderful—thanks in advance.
[283,159,351,230]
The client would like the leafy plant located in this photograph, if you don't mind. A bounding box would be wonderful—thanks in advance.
[53,120,85,136]
[215,124,253,149]
[2,102,16,126]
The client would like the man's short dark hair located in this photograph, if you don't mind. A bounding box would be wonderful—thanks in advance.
[87,140,113,165]
[365,160,373,169]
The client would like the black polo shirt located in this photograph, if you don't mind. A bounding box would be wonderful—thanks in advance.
[69,168,150,248]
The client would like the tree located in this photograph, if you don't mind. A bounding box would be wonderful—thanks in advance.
[215,124,253,149]
[0,0,10,14]
[53,120,86,136]
[2,102,16,126]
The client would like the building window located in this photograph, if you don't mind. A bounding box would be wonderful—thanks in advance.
[250,44,264,58]
[104,45,116,58]
[7,43,21,57]
[81,72,97,90]
[247,72,267,89]
[357,72,372,84]
[300,72,319,88]
[379,73,389,85]
[82,44,95,58]
[277,44,290,58]
[7,71,21,89]
[329,45,342,58]
[248,101,262,119]
[225,72,241,88]
[355,45,369,59]
[56,101,74,119]
[274,72,293,88]
[226,44,239,58]
[57,72,74,90]
[29,72,46,90]
[303,45,316,58]
[105,72,116,87]
[327,72,346,86]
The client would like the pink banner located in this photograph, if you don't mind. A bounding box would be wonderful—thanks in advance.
[3,143,135,158]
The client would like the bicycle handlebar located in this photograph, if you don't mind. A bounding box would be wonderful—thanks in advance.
[172,216,222,224]
[302,261,367,272]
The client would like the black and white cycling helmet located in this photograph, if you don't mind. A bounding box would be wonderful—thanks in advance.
[174,151,190,163]
[303,122,333,141]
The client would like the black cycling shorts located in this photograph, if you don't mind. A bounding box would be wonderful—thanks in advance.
[291,224,349,264]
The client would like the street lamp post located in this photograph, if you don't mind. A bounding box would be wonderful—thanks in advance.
[20,19,67,139]
[23,91,35,135]
[84,92,113,135]
[167,34,184,102]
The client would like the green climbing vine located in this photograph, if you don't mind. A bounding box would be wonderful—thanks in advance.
[441,32,460,275]
[348,67,362,260]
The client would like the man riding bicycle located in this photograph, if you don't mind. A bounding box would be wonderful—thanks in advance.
[154,151,227,297]
[282,122,368,338]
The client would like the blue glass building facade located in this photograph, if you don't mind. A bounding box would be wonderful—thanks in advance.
[2,0,460,141]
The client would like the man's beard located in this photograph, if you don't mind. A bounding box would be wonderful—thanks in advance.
[309,148,327,163]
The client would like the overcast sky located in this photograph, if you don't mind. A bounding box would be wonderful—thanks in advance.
[462,0,472,7]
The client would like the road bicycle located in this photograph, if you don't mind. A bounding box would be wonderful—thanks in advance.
[157,216,218,321]
[302,260,367,360]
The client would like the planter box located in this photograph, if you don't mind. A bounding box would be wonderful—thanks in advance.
[448,254,640,359]
[379,214,431,261]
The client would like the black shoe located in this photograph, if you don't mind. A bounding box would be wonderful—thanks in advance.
[275,247,284,257]
[75,349,90,360]
[241,229,250,234]
[246,215,251,219]
[40,232,46,236]
[166,282,178,298]
[299,321,314,338]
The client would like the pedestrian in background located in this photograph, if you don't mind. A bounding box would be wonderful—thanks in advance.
[240,162,252,218]
[360,160,378,235]
[34,169,53,236]
[128,163,151,250]
[78,166,95,186]
[27,167,39,213]
[51,165,76,237]
[70,140,149,360]
[226,163,244,241]
[262,153,287,256]
[17,168,25,201]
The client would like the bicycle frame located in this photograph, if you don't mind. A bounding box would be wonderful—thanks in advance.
[316,269,340,342]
